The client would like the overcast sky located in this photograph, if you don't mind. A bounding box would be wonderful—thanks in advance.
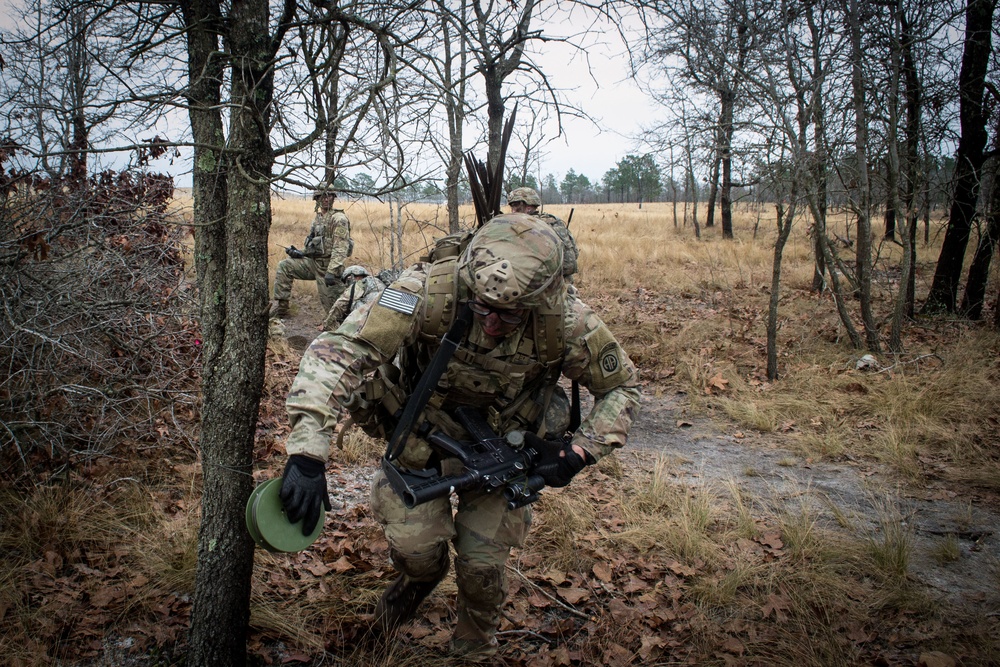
[0,0,662,188]
[516,9,661,185]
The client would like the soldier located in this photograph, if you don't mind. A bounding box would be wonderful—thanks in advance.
[270,183,353,318]
[507,186,578,280]
[278,215,640,658]
[320,265,385,331]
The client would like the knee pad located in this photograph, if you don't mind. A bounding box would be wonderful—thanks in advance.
[390,543,449,582]
[455,557,506,608]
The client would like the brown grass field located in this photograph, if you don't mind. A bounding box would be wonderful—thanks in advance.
[2,195,999,666]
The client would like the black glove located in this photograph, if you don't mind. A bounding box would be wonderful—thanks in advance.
[286,245,304,259]
[323,272,341,287]
[279,455,331,535]
[525,433,588,489]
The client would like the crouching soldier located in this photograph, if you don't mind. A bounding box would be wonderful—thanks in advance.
[278,215,640,658]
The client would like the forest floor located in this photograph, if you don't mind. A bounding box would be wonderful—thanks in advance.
[253,287,1000,666]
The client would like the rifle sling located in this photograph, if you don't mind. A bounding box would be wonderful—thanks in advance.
[383,302,473,462]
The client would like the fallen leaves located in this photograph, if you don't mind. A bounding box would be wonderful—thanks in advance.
[705,372,730,395]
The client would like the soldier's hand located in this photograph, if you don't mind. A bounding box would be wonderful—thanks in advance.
[279,455,331,535]
[323,272,340,287]
[526,433,588,489]
[285,246,304,259]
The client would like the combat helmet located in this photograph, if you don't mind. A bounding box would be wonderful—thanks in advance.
[458,213,563,308]
[507,187,541,208]
[313,182,336,199]
[343,265,369,279]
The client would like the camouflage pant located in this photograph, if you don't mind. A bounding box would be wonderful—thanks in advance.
[370,468,531,566]
[370,468,531,646]
[272,257,345,311]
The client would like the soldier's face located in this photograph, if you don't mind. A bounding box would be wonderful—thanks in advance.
[510,202,538,215]
[469,299,525,338]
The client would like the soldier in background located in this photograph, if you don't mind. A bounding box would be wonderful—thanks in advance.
[278,215,639,658]
[507,187,578,281]
[270,183,352,318]
[321,265,385,331]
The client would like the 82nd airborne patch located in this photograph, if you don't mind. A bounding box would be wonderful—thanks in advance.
[598,342,621,378]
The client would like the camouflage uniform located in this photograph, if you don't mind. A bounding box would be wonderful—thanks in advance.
[284,215,640,655]
[321,273,384,331]
[273,207,352,311]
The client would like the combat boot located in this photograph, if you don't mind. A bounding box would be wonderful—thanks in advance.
[269,299,289,318]
[374,545,450,634]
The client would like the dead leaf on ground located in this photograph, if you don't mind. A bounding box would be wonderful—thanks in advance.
[918,651,956,667]
[705,373,729,394]
[559,587,589,605]
[761,593,792,622]
[720,636,745,655]
[592,561,613,583]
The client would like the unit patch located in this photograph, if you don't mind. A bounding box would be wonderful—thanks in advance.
[598,342,621,377]
[378,288,419,315]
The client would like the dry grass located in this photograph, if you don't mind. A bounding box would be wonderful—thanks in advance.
[7,194,1000,664]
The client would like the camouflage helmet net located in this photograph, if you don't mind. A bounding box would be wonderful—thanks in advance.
[343,265,369,278]
[458,213,563,308]
[507,187,541,207]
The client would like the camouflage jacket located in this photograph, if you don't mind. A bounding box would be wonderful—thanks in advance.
[285,263,640,466]
[321,276,385,331]
[303,208,351,269]
[535,213,578,279]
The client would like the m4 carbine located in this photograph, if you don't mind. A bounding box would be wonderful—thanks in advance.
[381,405,555,510]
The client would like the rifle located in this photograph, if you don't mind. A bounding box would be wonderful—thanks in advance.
[464,107,518,228]
[381,405,552,510]
[273,243,304,258]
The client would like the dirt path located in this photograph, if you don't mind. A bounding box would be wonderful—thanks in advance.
[630,390,1000,610]
[273,300,1000,612]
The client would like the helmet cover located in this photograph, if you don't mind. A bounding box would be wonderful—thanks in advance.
[507,187,541,207]
[343,265,369,278]
[458,214,563,308]
[313,182,336,199]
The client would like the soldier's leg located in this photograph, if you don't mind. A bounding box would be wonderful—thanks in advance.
[369,470,456,633]
[316,263,346,311]
[273,258,317,301]
[451,491,531,657]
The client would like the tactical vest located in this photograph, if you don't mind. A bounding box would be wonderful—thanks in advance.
[346,257,568,455]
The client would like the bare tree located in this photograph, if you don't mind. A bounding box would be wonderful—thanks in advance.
[923,0,997,313]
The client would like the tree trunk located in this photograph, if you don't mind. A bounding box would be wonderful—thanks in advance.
[808,6,828,293]
[705,150,720,228]
[442,0,468,233]
[719,89,735,239]
[887,0,908,353]
[923,0,996,313]
[767,199,796,380]
[900,9,923,317]
[186,0,274,663]
[959,132,1000,319]
[846,0,880,354]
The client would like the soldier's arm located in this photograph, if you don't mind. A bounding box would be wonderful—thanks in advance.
[326,213,352,267]
[285,266,426,461]
[560,296,641,463]
[321,290,351,331]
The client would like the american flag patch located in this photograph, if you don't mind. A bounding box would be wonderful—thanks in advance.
[378,288,419,315]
